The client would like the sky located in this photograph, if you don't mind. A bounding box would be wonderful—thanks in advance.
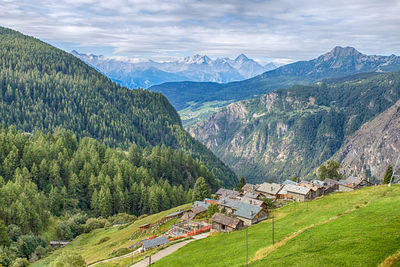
[1,0,400,64]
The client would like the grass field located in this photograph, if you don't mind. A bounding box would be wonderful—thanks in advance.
[153,185,400,267]
[32,203,191,266]
[178,100,232,127]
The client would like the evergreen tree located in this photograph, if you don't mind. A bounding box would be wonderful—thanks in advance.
[192,177,210,201]
[383,165,393,184]
[318,160,343,181]
[237,177,246,192]
[0,220,9,247]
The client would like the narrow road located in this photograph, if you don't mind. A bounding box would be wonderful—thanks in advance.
[131,233,209,267]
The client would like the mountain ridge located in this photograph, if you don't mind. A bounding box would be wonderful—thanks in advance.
[150,46,400,111]
[71,50,277,89]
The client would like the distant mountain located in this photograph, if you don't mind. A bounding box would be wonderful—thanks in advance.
[0,26,238,188]
[71,51,276,89]
[188,72,400,183]
[150,46,400,111]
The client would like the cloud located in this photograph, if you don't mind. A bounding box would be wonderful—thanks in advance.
[0,0,399,62]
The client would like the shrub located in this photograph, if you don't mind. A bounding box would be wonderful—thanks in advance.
[49,251,85,267]
[109,248,131,257]
[96,237,110,245]
[11,257,29,267]
[83,218,108,233]
[107,213,137,225]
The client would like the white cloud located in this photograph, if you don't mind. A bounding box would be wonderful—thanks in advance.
[0,0,399,62]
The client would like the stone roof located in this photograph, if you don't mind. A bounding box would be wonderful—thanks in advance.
[193,200,210,210]
[323,178,340,186]
[191,205,207,215]
[279,184,310,195]
[218,198,262,220]
[257,183,283,195]
[141,236,169,250]
[242,183,259,192]
[216,188,240,198]
[282,180,298,185]
[244,192,260,199]
[237,196,264,207]
[212,213,241,228]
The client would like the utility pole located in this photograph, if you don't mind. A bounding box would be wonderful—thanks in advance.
[294,201,296,225]
[246,227,248,267]
[149,254,151,266]
[272,215,274,246]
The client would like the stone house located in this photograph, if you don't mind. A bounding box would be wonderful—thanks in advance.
[211,213,243,232]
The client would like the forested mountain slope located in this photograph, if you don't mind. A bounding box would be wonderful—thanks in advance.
[0,27,237,187]
[150,46,400,111]
[189,72,400,182]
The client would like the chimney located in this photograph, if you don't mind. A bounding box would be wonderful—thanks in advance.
[250,211,253,216]
[250,200,252,204]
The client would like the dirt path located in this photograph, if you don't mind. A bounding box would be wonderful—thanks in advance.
[130,233,209,267]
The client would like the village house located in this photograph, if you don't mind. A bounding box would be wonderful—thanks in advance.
[299,181,324,198]
[279,184,312,201]
[215,188,241,199]
[241,183,259,194]
[141,236,169,251]
[217,198,268,226]
[182,201,209,220]
[256,182,283,199]
[338,177,373,191]
[323,178,340,192]
[211,213,243,232]
[236,196,266,209]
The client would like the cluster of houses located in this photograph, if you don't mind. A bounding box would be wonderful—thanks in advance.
[188,176,374,233]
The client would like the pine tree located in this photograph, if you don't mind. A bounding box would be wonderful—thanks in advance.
[0,220,9,247]
[237,177,246,192]
[192,177,210,201]
[383,165,393,184]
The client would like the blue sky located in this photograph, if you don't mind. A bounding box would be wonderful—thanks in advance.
[1,0,399,64]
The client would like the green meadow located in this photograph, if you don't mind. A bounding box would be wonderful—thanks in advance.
[154,185,400,267]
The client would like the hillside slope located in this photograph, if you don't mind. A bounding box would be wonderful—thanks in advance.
[154,185,400,267]
[150,46,400,111]
[335,99,400,180]
[189,72,400,182]
[0,27,237,187]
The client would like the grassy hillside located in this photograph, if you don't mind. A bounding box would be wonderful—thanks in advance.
[0,26,237,188]
[32,203,191,266]
[153,185,400,267]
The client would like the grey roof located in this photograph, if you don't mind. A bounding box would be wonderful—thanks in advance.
[257,183,283,195]
[244,192,260,199]
[237,197,264,207]
[193,200,210,210]
[341,176,362,186]
[324,178,340,186]
[216,188,240,198]
[218,198,262,220]
[212,213,241,228]
[192,205,207,214]
[242,183,259,192]
[166,210,184,217]
[279,184,310,195]
[141,236,169,250]
[282,180,298,185]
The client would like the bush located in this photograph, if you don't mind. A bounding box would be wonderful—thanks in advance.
[107,213,137,225]
[49,251,85,267]
[7,225,22,242]
[83,218,108,233]
[17,235,47,259]
[109,248,131,257]
[11,257,29,267]
[56,221,74,241]
[96,237,110,245]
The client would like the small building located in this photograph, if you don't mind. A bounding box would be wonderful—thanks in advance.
[182,205,208,221]
[49,241,69,248]
[139,223,151,233]
[164,210,184,220]
[256,183,283,199]
[244,192,262,200]
[218,198,268,226]
[282,179,298,186]
[215,188,241,199]
[141,236,169,251]
[241,183,259,194]
[279,184,312,201]
[236,196,266,209]
[211,213,243,232]
[299,181,324,198]
[338,177,374,191]
[323,178,340,192]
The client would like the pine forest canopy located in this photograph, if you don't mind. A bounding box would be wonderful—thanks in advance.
[0,26,237,188]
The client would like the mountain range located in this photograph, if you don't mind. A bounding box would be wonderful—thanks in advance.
[188,72,400,183]
[71,51,277,89]
[150,46,400,111]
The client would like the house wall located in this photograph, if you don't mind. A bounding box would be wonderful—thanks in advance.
[212,222,235,232]
[287,191,307,201]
